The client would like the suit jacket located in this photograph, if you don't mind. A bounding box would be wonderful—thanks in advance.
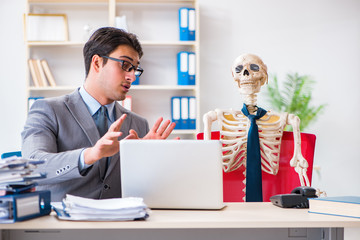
[21,89,149,201]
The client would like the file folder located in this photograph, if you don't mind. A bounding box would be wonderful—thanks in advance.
[171,97,182,129]
[28,96,44,111]
[188,52,196,85]
[0,190,51,223]
[132,76,140,85]
[177,51,189,85]
[179,7,189,41]
[181,97,189,129]
[188,8,196,41]
[188,96,196,129]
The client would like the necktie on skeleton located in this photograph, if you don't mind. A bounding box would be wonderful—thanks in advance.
[94,106,110,179]
[241,103,267,202]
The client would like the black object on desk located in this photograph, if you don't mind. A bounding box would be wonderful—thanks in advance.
[270,186,318,208]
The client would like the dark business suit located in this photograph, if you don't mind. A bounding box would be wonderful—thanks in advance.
[21,89,149,201]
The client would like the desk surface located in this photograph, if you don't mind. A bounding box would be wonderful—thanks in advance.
[2,203,360,230]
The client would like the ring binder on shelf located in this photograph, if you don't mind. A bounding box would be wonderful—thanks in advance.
[188,8,196,41]
[179,7,189,41]
[177,51,189,85]
[178,7,196,41]
[188,52,196,85]
[188,96,196,129]
[0,190,51,223]
[181,97,189,129]
[171,96,196,130]
[171,97,181,129]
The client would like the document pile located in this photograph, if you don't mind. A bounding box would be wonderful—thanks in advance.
[0,155,46,188]
[0,155,51,223]
[52,194,149,221]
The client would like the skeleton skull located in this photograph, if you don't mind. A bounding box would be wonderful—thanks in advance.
[232,53,268,96]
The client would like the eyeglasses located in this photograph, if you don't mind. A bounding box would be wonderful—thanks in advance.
[101,56,144,77]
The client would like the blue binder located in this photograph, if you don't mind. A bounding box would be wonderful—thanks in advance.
[28,96,44,111]
[188,8,196,41]
[0,190,51,223]
[177,51,189,85]
[188,96,196,129]
[179,7,189,41]
[180,97,189,129]
[171,96,182,129]
[132,76,140,85]
[188,52,196,85]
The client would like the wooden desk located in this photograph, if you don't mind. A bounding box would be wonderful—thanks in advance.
[1,203,360,240]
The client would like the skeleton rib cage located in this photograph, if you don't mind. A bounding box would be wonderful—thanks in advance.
[217,109,288,177]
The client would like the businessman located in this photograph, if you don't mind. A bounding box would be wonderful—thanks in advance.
[21,27,177,201]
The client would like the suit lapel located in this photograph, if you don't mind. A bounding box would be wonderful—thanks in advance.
[63,89,100,146]
[64,89,107,179]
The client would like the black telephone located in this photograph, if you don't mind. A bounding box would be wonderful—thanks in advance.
[270,186,317,208]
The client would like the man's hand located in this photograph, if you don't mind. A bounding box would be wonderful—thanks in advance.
[84,114,130,165]
[126,117,179,140]
[143,117,178,140]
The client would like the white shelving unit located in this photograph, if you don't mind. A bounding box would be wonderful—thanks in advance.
[24,0,200,138]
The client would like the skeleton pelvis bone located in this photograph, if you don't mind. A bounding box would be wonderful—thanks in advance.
[203,53,310,201]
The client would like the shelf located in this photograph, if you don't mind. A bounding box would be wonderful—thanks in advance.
[29,0,194,3]
[27,41,196,47]
[117,0,195,3]
[29,0,108,3]
[27,41,85,47]
[29,85,197,91]
[131,85,196,90]
[171,129,197,135]
[29,86,78,91]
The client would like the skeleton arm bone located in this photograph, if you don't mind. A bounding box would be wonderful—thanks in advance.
[203,110,218,140]
[287,114,310,186]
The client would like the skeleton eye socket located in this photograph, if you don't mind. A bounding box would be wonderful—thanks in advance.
[250,64,260,71]
[235,65,243,73]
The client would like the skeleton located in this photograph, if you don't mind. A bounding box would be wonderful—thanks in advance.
[203,53,310,201]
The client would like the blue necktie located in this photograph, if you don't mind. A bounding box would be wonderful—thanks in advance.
[241,104,267,202]
[94,106,108,138]
[94,106,109,179]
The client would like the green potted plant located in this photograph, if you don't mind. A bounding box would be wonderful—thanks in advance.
[266,73,326,131]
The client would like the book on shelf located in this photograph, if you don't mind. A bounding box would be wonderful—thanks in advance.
[41,59,56,87]
[309,196,360,219]
[28,59,40,87]
[28,58,56,87]
[35,59,48,87]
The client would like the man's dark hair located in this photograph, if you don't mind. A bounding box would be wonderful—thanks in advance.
[83,27,143,77]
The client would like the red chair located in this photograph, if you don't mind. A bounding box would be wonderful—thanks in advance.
[197,131,316,202]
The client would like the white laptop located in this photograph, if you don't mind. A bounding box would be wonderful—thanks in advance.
[120,140,225,209]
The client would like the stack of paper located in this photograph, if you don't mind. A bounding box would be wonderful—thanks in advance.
[0,156,46,195]
[52,194,149,221]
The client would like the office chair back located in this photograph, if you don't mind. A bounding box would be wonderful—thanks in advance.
[1,151,22,159]
[197,131,316,202]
